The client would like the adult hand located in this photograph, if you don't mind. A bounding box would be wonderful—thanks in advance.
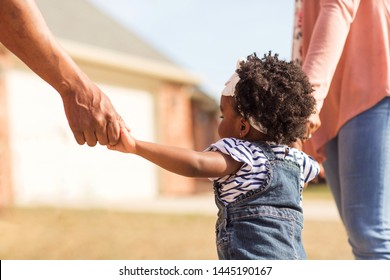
[61,80,123,147]
[290,112,321,151]
[307,111,321,137]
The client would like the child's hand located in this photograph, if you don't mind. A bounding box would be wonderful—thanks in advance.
[107,125,136,153]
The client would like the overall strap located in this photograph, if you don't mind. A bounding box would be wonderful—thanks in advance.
[252,141,276,160]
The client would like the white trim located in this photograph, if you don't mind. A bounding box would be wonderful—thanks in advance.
[59,39,200,85]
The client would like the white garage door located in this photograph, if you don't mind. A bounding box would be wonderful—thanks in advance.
[7,70,158,208]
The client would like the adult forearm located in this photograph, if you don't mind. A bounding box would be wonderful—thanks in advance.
[302,0,360,112]
[0,0,85,95]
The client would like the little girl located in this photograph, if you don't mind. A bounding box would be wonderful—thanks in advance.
[108,52,320,260]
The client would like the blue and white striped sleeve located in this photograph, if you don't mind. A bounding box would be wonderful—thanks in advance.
[300,152,320,183]
[205,138,254,167]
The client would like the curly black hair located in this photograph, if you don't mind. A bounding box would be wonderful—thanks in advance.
[234,52,316,145]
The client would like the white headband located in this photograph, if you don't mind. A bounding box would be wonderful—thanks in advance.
[221,58,268,134]
[221,58,243,97]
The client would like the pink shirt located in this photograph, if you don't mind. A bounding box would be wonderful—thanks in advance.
[301,0,390,162]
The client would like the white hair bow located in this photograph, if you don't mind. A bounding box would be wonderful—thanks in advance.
[220,58,268,134]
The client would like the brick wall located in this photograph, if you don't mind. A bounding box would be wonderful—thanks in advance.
[156,83,196,195]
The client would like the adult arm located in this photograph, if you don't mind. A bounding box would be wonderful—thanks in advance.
[303,0,361,134]
[0,0,122,146]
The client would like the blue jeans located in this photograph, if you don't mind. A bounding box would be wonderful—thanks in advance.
[323,97,390,259]
[214,142,306,260]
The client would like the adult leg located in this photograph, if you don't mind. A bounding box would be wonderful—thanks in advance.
[336,98,390,259]
[323,136,343,221]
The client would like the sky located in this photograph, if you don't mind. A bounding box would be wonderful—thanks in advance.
[88,0,295,100]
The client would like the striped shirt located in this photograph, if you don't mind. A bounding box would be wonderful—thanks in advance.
[206,138,320,204]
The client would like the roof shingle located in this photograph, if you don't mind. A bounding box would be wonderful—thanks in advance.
[35,0,173,64]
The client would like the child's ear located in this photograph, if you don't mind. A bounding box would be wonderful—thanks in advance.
[239,118,251,137]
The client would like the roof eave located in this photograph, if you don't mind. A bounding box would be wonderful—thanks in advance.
[60,39,200,86]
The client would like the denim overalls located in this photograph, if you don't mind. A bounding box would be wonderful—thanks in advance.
[214,141,306,260]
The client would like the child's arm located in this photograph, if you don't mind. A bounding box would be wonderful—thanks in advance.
[108,126,243,178]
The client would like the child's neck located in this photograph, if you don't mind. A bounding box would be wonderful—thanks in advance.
[242,129,271,142]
